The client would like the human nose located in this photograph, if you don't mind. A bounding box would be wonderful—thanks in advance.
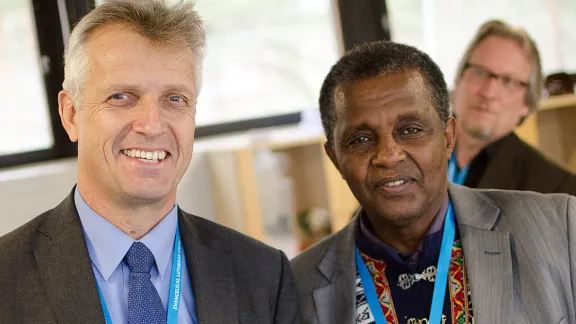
[477,73,500,100]
[131,99,166,137]
[371,136,406,168]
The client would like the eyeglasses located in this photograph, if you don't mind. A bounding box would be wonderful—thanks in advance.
[464,63,529,93]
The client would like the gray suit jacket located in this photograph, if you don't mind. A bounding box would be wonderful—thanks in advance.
[0,190,301,324]
[291,184,576,324]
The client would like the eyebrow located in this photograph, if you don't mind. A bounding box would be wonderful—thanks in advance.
[102,84,195,96]
[467,62,527,80]
[396,111,426,124]
[346,123,373,133]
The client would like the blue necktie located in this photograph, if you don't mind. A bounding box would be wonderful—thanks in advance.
[124,242,167,324]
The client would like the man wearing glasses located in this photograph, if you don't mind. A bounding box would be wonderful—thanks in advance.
[450,20,576,193]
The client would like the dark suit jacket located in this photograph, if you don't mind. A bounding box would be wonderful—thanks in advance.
[474,133,576,195]
[0,190,301,324]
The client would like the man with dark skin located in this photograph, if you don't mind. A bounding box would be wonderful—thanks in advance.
[291,41,576,324]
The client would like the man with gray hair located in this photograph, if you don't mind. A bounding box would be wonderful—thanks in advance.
[0,1,300,323]
[450,19,576,193]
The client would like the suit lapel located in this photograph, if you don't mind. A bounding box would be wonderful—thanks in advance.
[34,193,105,324]
[178,211,238,324]
[449,184,513,324]
[313,220,357,324]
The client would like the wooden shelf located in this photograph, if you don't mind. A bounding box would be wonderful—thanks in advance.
[539,94,576,111]
[515,94,576,173]
[205,127,358,241]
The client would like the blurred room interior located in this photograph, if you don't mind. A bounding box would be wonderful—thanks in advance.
[1,0,575,258]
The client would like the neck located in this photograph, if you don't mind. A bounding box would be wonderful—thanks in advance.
[454,123,490,168]
[77,185,175,240]
[366,197,445,253]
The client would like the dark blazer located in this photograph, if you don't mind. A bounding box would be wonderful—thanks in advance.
[476,133,576,195]
[292,184,576,324]
[0,190,301,324]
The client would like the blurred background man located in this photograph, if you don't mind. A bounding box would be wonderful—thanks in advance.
[450,20,576,193]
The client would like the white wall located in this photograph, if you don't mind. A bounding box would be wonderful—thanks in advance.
[0,153,215,236]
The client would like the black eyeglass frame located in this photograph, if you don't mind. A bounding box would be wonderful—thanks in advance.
[463,62,529,92]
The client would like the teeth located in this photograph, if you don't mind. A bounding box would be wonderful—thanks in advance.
[383,180,406,187]
[122,149,168,162]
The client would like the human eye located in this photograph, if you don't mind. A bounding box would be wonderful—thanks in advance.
[350,136,370,144]
[397,123,426,139]
[109,93,129,100]
[344,135,373,149]
[163,94,191,111]
[107,93,134,107]
[168,95,187,103]
[401,127,421,135]
[473,67,488,79]
[501,77,520,90]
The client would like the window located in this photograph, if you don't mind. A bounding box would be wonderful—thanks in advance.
[0,1,53,155]
[95,0,340,127]
[192,0,339,126]
[387,0,576,88]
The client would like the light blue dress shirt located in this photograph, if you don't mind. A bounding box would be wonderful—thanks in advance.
[75,187,198,324]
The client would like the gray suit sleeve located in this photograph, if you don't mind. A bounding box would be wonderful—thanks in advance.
[273,250,302,324]
[568,196,576,315]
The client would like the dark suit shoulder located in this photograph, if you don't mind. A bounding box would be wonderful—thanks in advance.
[502,135,576,194]
[0,192,75,256]
[177,211,302,323]
[179,210,284,262]
[510,136,567,172]
[0,209,51,256]
[0,207,58,323]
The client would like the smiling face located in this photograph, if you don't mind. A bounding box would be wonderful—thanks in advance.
[453,36,531,142]
[59,23,198,209]
[325,71,455,225]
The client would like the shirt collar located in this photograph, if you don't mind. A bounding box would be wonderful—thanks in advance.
[358,193,449,258]
[75,186,179,281]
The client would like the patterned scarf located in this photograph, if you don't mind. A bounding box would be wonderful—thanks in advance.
[355,239,474,324]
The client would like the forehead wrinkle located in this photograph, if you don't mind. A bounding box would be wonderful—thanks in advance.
[344,71,432,104]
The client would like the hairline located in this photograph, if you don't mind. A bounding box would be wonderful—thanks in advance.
[327,68,447,146]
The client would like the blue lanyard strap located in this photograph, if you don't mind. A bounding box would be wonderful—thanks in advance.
[355,202,456,324]
[166,227,183,323]
[355,248,388,323]
[97,226,183,324]
[448,153,469,185]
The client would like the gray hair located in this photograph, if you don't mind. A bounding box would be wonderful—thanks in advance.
[454,19,542,114]
[62,0,206,106]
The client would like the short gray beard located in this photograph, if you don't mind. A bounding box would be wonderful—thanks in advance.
[463,121,493,141]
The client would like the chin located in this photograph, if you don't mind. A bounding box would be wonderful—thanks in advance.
[120,183,174,203]
[464,123,493,141]
[372,203,424,227]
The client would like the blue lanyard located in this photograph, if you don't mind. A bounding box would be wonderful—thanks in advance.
[97,226,183,324]
[355,202,456,324]
[447,153,469,185]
